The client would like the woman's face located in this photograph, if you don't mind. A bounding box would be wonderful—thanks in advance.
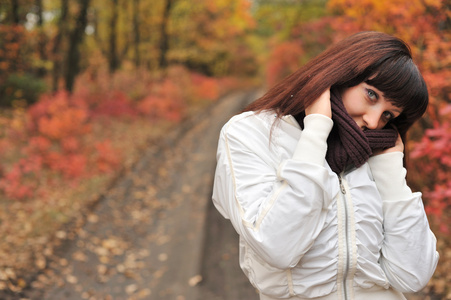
[341,82,403,130]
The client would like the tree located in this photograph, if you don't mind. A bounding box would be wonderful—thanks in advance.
[158,0,174,69]
[35,0,48,77]
[108,0,119,73]
[65,0,91,92]
[52,0,69,92]
[11,0,20,24]
[169,0,256,75]
[132,0,141,67]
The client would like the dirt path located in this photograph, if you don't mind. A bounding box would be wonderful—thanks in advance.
[15,90,260,300]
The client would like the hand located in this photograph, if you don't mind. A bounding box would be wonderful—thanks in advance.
[383,133,404,153]
[373,132,404,156]
[305,88,332,118]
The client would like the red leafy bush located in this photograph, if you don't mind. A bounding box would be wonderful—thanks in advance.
[0,66,227,201]
[410,107,451,230]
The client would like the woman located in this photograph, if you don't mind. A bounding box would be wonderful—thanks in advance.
[212,31,439,299]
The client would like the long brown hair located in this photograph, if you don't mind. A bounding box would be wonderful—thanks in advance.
[245,31,428,142]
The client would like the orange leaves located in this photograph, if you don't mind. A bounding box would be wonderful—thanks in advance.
[28,91,90,139]
[28,136,52,153]
[327,0,445,43]
[137,95,181,122]
[1,92,118,200]
[0,159,38,200]
[38,106,89,141]
[266,41,304,86]
[26,91,93,180]
[0,25,29,76]
[136,77,185,122]
[190,72,220,101]
[95,141,121,174]
[91,91,137,118]
[47,152,88,179]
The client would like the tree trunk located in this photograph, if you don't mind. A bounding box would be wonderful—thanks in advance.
[65,0,90,92]
[108,0,119,73]
[133,0,141,67]
[52,0,69,92]
[35,0,48,77]
[11,0,20,24]
[158,0,173,69]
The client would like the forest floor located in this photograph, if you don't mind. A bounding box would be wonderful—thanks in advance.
[1,90,442,300]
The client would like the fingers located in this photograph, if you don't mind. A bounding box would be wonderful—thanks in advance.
[373,132,404,156]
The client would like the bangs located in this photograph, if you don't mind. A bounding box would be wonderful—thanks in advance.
[366,57,428,120]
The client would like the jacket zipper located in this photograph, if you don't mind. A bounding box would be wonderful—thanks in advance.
[338,174,351,300]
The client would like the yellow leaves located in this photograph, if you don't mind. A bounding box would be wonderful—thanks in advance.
[125,283,138,295]
[423,0,442,8]
[56,230,68,239]
[97,264,108,276]
[77,237,129,267]
[35,256,46,270]
[66,274,78,284]
[327,0,441,33]
[188,274,202,287]
[9,102,28,133]
[158,253,168,262]
[87,213,99,223]
[136,288,152,298]
[72,250,88,262]
[0,268,27,292]
[0,268,16,281]
[101,238,122,251]
[169,0,255,76]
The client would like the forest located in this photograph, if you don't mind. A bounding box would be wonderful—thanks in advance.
[0,0,450,298]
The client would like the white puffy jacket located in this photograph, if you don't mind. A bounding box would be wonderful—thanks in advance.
[212,110,439,299]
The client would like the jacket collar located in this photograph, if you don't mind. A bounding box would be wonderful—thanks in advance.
[281,115,301,129]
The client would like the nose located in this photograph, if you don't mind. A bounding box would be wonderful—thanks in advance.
[363,111,383,130]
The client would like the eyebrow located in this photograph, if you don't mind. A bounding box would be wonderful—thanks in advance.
[365,83,403,115]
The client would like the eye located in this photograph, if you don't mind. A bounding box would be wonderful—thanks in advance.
[382,111,395,122]
[366,88,378,101]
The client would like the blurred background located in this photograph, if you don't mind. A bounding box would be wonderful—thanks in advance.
[0,0,450,298]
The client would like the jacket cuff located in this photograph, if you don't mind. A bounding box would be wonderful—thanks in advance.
[368,152,413,201]
[292,114,333,165]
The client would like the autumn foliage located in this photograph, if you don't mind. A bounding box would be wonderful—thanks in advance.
[0,66,229,201]
[1,0,450,296]
[265,41,304,86]
[263,0,451,233]
[258,0,451,295]
[325,0,451,235]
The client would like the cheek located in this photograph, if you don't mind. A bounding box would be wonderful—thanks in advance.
[342,96,366,127]
[342,96,362,116]
[341,87,367,120]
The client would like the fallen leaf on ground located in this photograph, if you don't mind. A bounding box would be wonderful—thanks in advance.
[188,275,202,287]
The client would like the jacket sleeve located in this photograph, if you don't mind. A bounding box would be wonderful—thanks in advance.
[368,152,439,293]
[212,113,339,269]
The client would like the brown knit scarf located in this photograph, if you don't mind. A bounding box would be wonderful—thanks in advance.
[325,88,398,174]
